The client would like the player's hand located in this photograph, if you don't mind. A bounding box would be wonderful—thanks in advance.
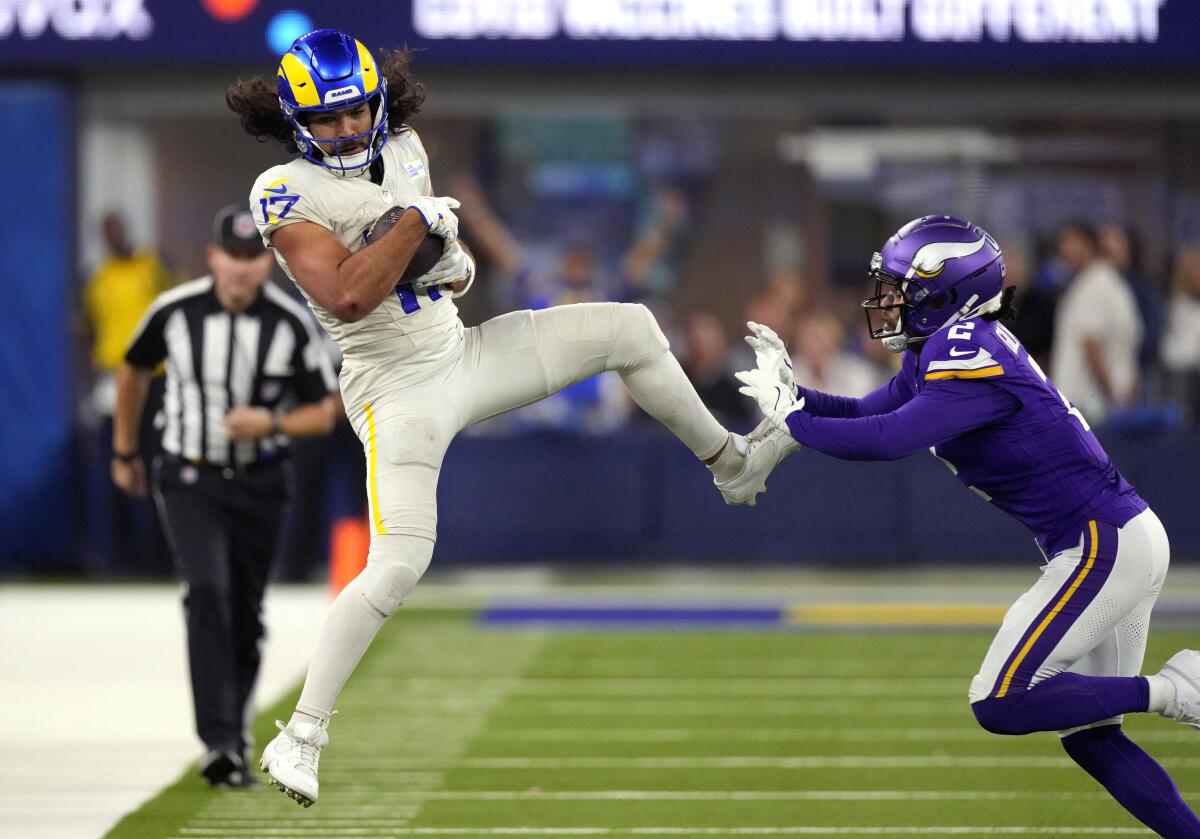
[745,321,796,393]
[225,406,274,441]
[412,240,474,291]
[406,196,461,243]
[735,367,804,433]
[111,456,147,497]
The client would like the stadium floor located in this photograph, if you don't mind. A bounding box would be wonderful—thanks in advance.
[9,566,1200,838]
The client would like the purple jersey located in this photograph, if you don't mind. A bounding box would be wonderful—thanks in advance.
[785,317,1146,558]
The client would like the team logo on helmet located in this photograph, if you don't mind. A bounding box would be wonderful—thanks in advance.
[909,236,988,279]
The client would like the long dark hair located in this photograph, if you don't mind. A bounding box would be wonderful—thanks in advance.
[226,47,425,153]
[981,285,1019,323]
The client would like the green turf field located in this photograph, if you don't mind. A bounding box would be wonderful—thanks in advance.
[105,608,1197,837]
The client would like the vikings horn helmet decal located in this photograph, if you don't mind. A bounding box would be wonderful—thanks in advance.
[863,215,1005,353]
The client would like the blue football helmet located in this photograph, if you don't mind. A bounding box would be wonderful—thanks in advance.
[863,215,1006,353]
[277,29,388,176]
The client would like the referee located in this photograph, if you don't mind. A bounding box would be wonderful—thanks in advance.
[112,205,337,788]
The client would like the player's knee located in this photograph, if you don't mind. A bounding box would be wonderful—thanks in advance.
[357,535,434,618]
[971,696,1027,735]
[611,303,668,368]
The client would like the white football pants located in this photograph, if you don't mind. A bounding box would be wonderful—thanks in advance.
[354,302,729,541]
[968,508,1170,733]
[292,303,730,720]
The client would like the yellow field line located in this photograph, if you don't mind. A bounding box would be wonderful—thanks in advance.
[786,603,1008,626]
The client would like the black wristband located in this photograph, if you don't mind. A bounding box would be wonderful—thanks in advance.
[113,450,139,463]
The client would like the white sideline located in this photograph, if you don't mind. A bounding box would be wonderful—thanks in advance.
[0,583,327,839]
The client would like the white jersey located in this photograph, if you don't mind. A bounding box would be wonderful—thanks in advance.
[249,129,463,412]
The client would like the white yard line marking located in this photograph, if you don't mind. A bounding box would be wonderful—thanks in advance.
[172,826,1154,836]
[322,755,1200,769]
[473,727,1197,743]
[359,677,965,696]
[184,789,1132,806]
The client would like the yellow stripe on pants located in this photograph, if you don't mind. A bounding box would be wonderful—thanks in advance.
[995,520,1099,698]
[364,403,387,536]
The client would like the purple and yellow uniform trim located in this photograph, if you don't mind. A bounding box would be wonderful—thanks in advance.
[925,365,1005,381]
[990,520,1115,698]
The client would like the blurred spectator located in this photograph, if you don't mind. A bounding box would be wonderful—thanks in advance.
[621,186,692,302]
[1098,222,1163,378]
[79,210,173,574]
[1161,245,1200,422]
[449,173,689,310]
[790,310,886,398]
[1050,221,1143,424]
[742,267,809,351]
[679,309,754,428]
[83,212,174,403]
[1008,236,1066,371]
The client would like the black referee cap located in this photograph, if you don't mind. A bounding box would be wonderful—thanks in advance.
[213,205,266,258]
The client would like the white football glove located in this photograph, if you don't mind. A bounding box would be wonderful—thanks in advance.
[406,196,461,243]
[734,367,805,433]
[412,240,475,292]
[745,320,796,393]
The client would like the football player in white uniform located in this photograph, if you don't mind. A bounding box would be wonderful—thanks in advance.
[227,29,797,806]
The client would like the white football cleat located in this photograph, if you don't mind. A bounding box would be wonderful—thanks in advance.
[714,420,800,506]
[260,718,330,807]
[1158,649,1200,729]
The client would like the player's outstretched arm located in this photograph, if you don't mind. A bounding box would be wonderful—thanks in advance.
[785,382,1018,462]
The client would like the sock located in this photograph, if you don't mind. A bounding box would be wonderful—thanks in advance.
[293,575,386,720]
[1146,674,1176,714]
[1062,725,1200,837]
[706,434,747,481]
[293,535,434,720]
[618,348,728,460]
[972,672,1149,735]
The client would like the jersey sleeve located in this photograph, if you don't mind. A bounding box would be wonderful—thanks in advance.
[250,165,327,245]
[123,297,171,369]
[798,355,917,418]
[801,376,912,420]
[785,378,1019,462]
[919,325,1007,385]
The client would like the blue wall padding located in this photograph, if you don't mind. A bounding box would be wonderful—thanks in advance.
[0,82,73,569]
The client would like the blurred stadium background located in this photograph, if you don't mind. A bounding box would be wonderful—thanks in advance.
[4,1,1200,837]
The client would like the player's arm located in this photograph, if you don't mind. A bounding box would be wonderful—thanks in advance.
[785,382,1019,462]
[111,362,153,496]
[272,212,428,323]
[798,375,913,419]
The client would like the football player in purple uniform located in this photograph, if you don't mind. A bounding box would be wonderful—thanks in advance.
[736,215,1200,837]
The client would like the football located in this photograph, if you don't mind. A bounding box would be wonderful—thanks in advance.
[402,233,446,282]
[364,205,445,281]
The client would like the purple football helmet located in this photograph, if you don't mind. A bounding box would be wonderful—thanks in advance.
[863,215,1006,353]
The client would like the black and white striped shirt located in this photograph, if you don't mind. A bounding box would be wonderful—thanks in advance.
[126,277,336,468]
